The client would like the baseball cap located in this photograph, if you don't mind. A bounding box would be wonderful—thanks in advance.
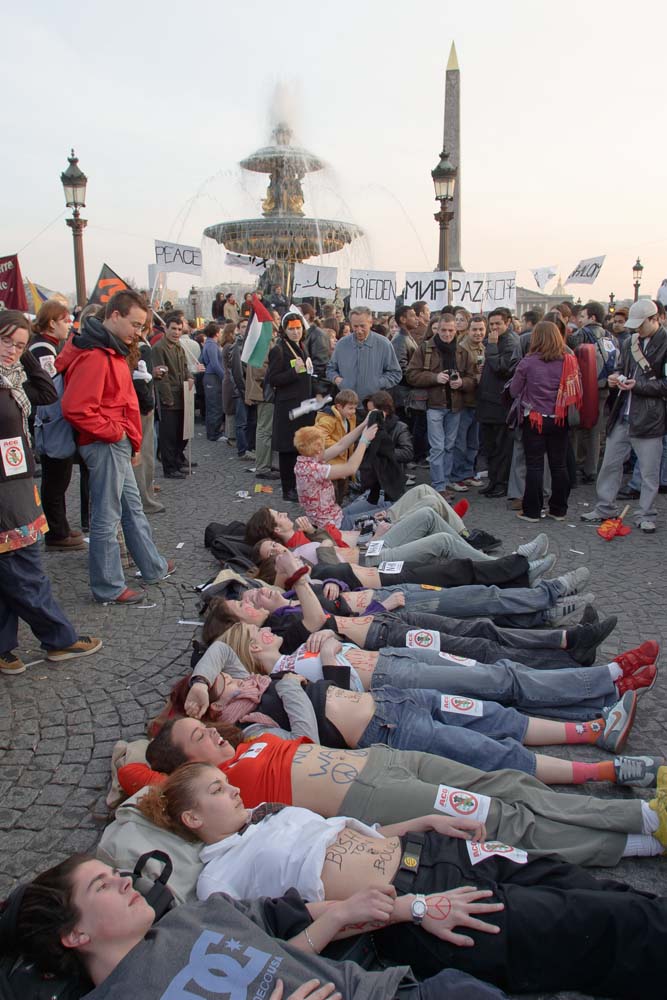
[625,299,658,330]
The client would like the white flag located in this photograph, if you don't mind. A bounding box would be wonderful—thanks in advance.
[154,240,202,275]
[530,266,557,291]
[565,255,606,285]
[292,263,338,300]
[224,251,271,275]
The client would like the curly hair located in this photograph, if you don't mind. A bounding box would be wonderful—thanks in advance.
[293,425,327,457]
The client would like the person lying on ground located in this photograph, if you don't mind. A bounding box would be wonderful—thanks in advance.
[121,717,667,867]
[190,626,660,788]
[135,761,667,997]
[8,855,504,1000]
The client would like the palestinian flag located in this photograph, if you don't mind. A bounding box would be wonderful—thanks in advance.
[241,295,274,367]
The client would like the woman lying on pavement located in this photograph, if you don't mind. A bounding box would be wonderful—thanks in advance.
[121,714,667,868]
[200,626,660,788]
[136,761,667,998]
[9,855,504,1000]
[204,556,611,669]
[248,542,598,631]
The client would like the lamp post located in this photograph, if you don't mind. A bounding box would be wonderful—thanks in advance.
[432,149,457,300]
[608,292,616,315]
[188,285,199,323]
[60,150,88,307]
[632,257,643,303]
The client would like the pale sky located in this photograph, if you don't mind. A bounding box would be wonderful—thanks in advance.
[3,0,666,305]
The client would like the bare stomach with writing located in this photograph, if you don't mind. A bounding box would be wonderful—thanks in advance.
[324,687,375,746]
[321,827,401,900]
[290,743,372,817]
[333,615,373,647]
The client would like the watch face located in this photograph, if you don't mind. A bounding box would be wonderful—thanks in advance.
[412,898,427,920]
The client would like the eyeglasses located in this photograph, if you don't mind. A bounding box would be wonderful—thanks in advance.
[0,338,27,354]
[128,321,145,331]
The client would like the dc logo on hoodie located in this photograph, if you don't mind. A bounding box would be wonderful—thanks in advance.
[162,930,282,1000]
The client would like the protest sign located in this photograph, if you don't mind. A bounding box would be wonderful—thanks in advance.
[154,240,202,275]
[565,255,605,285]
[530,265,557,291]
[483,271,516,310]
[224,251,271,275]
[182,381,195,442]
[0,255,28,311]
[450,272,485,309]
[292,263,337,300]
[349,269,397,310]
[657,280,667,307]
[403,272,449,310]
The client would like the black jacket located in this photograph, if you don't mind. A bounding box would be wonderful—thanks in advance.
[267,338,314,451]
[607,327,667,438]
[304,324,330,379]
[476,330,521,424]
[359,413,413,503]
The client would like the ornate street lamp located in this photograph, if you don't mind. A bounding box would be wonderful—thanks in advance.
[188,285,199,322]
[432,149,457,289]
[60,150,88,307]
[632,258,643,303]
[608,292,616,315]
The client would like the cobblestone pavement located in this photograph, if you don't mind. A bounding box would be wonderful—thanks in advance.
[1,430,666,999]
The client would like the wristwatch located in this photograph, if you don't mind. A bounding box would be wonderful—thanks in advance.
[188,676,210,690]
[410,894,427,924]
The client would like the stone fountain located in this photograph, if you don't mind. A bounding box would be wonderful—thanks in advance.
[203,122,363,290]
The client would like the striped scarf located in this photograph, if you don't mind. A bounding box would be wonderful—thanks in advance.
[0,362,31,438]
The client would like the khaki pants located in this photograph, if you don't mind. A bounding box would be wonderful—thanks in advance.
[340,746,641,867]
[133,411,163,513]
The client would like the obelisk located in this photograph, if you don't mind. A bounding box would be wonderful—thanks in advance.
[443,42,462,270]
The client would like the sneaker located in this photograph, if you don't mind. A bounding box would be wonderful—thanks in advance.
[614,755,664,787]
[240,451,256,461]
[216,435,229,442]
[640,520,656,534]
[451,482,469,492]
[569,615,618,666]
[517,513,540,523]
[0,652,26,675]
[161,559,176,580]
[45,535,86,550]
[516,533,549,561]
[546,512,567,522]
[554,566,591,597]
[405,475,416,486]
[439,490,454,501]
[598,691,637,753]
[508,498,523,510]
[462,477,483,487]
[544,593,595,625]
[417,459,430,468]
[581,511,604,524]
[528,553,557,585]
[649,791,667,848]
[103,587,147,605]
[615,641,660,676]
[617,662,658,696]
[46,636,103,662]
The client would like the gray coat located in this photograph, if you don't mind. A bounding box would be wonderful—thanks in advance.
[327,331,401,400]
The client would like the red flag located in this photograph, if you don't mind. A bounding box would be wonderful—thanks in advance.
[0,254,29,311]
[88,263,128,306]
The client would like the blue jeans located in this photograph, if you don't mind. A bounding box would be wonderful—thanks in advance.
[235,398,249,456]
[80,438,168,602]
[340,494,392,529]
[0,541,77,653]
[426,407,461,490]
[358,685,534,774]
[451,407,480,482]
[203,373,223,440]
[372,649,616,721]
[373,580,562,628]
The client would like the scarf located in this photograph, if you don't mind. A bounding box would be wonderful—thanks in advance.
[0,362,31,438]
[237,802,286,835]
[209,674,276,728]
[528,354,582,432]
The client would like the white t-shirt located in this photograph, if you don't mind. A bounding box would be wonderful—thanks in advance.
[273,643,364,691]
[197,806,381,902]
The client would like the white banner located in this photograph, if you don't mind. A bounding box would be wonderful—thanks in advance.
[154,240,202,275]
[403,272,449,310]
[657,280,667,307]
[224,251,271,275]
[182,381,195,442]
[450,272,516,310]
[530,265,557,291]
[349,269,397,310]
[293,263,338,300]
[565,255,606,285]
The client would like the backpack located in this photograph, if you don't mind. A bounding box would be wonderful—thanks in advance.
[33,374,76,460]
[204,521,256,573]
[581,328,617,387]
[0,851,175,1000]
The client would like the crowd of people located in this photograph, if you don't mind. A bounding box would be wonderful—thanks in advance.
[1,284,666,1000]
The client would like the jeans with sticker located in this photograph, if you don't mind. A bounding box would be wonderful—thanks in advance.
[373,580,562,628]
[371,649,616,721]
[357,685,535,774]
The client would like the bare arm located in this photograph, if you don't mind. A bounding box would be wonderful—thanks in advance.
[322,421,366,462]
[326,424,379,480]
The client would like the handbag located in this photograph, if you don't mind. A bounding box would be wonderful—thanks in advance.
[33,373,77,459]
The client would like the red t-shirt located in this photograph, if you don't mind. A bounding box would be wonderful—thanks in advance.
[118,733,310,805]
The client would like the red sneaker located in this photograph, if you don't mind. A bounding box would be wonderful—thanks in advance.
[616,641,660,676]
[617,662,658,696]
[108,587,147,605]
[453,499,469,518]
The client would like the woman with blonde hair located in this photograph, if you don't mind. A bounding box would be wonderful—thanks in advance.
[510,321,582,523]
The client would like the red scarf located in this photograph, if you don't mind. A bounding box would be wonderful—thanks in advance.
[529,353,582,432]
[209,675,276,728]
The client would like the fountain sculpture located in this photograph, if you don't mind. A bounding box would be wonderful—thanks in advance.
[203,123,363,289]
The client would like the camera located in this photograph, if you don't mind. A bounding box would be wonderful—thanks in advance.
[367,409,384,428]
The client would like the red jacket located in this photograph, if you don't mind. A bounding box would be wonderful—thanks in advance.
[57,319,142,452]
